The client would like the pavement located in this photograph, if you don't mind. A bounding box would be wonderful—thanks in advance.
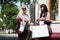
[0,34,19,40]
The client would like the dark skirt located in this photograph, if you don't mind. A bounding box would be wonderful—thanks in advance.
[18,29,28,39]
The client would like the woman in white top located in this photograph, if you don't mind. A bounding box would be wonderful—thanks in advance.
[16,5,30,40]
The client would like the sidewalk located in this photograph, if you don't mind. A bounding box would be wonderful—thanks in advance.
[0,34,18,37]
[0,34,18,40]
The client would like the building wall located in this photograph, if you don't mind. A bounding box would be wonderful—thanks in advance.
[58,0,60,21]
[51,24,60,33]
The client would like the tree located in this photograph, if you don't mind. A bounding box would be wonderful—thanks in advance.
[0,0,30,5]
[19,0,30,4]
[1,2,19,30]
[0,0,18,5]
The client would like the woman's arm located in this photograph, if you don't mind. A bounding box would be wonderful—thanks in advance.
[46,12,50,21]
[16,17,22,22]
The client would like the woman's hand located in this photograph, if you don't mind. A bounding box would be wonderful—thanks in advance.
[37,18,40,21]
[24,18,29,22]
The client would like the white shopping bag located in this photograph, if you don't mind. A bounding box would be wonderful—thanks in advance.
[19,19,26,32]
[39,21,44,25]
[30,25,49,38]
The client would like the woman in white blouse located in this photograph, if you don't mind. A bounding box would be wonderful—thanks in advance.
[16,5,30,40]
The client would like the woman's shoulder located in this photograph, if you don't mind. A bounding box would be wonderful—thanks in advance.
[47,12,50,15]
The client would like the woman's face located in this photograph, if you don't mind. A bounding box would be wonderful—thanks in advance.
[22,8,26,14]
[40,7,44,12]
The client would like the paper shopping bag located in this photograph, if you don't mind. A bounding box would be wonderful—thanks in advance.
[19,20,26,32]
[30,25,49,38]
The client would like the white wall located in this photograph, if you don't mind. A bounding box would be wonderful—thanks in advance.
[51,24,60,33]
[58,0,60,21]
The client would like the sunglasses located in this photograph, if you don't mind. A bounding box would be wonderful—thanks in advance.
[22,8,26,10]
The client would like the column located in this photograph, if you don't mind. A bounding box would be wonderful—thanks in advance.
[30,0,36,23]
[35,0,39,20]
[47,0,51,13]
[58,0,60,21]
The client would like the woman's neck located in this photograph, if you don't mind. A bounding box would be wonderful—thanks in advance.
[22,13,27,15]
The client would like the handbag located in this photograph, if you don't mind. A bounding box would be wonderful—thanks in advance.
[44,20,51,25]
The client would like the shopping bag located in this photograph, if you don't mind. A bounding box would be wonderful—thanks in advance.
[19,19,26,32]
[30,25,49,38]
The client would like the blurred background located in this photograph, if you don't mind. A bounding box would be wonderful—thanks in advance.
[0,0,59,34]
[0,0,30,34]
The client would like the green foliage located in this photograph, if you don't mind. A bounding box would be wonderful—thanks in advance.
[0,0,30,5]
[52,0,58,13]
[0,21,3,28]
[0,0,30,30]
[0,0,18,5]
[55,0,58,13]
[19,0,30,4]
[1,2,19,30]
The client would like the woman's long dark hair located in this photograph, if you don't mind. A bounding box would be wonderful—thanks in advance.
[40,4,48,18]
[40,4,51,25]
